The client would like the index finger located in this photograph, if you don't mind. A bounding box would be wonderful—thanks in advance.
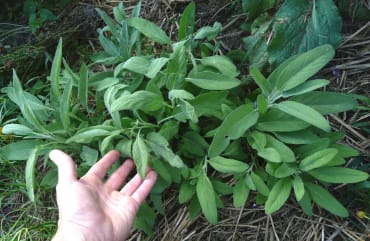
[85,150,121,179]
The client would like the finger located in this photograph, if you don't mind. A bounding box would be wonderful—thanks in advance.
[49,149,77,185]
[120,166,153,195]
[105,159,135,190]
[85,150,120,179]
[132,171,157,204]
[120,173,143,196]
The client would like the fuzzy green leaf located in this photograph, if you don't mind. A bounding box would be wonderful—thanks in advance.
[308,167,369,184]
[274,101,330,132]
[292,176,305,201]
[186,70,240,90]
[196,171,218,224]
[305,182,348,217]
[25,146,41,202]
[133,133,149,178]
[127,17,171,44]
[300,148,338,172]
[200,55,239,77]
[111,90,163,112]
[209,156,249,174]
[233,178,250,208]
[265,178,291,214]
[178,1,195,40]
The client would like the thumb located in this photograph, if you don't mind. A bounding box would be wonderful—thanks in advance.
[49,149,77,185]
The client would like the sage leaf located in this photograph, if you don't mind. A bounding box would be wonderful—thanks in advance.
[209,156,249,174]
[274,101,330,132]
[251,172,270,196]
[133,133,149,178]
[26,146,41,202]
[292,176,305,201]
[178,1,195,40]
[200,55,239,77]
[299,148,338,172]
[127,17,171,44]
[50,38,63,98]
[186,70,240,90]
[265,178,291,215]
[179,182,195,204]
[250,66,270,95]
[111,90,163,112]
[305,182,348,217]
[79,63,89,109]
[281,79,330,98]
[196,171,218,224]
[233,178,250,208]
[308,167,369,184]
[291,91,358,114]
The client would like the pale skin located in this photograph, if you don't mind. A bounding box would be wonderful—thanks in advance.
[50,149,157,241]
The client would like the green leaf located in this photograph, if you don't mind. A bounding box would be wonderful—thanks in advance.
[25,146,41,202]
[257,108,310,132]
[133,133,149,178]
[308,167,369,184]
[257,94,268,114]
[250,66,270,95]
[169,89,195,101]
[146,132,185,168]
[67,127,113,143]
[79,63,89,109]
[127,17,171,44]
[200,56,239,77]
[274,101,330,132]
[268,0,342,66]
[265,133,295,163]
[50,38,63,98]
[194,22,222,40]
[179,100,198,123]
[115,56,150,76]
[274,130,319,145]
[273,163,297,178]
[291,92,358,114]
[233,178,250,208]
[298,192,313,216]
[299,148,338,172]
[179,182,195,204]
[305,182,348,217]
[190,91,228,118]
[292,176,305,201]
[95,8,118,36]
[251,172,270,196]
[196,171,218,224]
[146,57,169,79]
[111,90,163,112]
[258,147,281,163]
[268,45,334,92]
[178,1,195,40]
[265,178,291,214]
[80,146,99,166]
[2,124,33,136]
[186,70,240,90]
[0,140,44,161]
[208,104,258,157]
[60,78,73,130]
[212,179,233,195]
[281,79,330,98]
[209,156,249,174]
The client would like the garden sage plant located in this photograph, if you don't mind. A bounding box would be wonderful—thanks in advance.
[0,2,368,234]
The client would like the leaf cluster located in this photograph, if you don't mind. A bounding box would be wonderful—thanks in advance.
[0,1,368,233]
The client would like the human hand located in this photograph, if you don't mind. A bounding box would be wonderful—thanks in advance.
[50,150,157,241]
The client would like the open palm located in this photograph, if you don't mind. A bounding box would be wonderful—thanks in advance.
[50,150,157,241]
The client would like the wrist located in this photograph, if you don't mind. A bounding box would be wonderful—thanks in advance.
[52,221,96,241]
